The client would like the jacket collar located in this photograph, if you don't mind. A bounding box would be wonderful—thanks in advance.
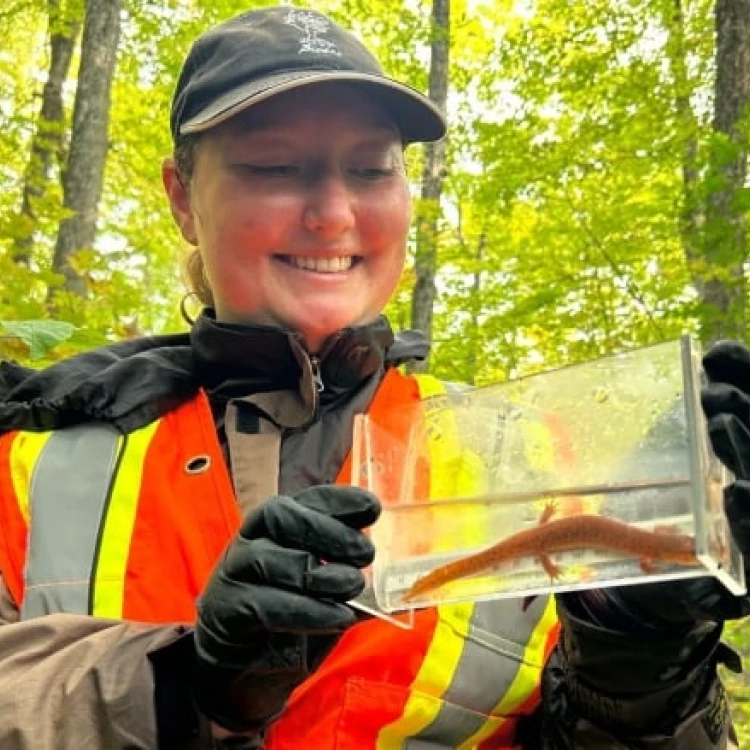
[0,311,428,433]
[191,310,397,400]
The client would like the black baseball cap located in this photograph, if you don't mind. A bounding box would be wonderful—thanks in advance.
[170,6,447,144]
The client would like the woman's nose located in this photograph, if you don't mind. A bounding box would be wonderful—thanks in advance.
[303,173,356,239]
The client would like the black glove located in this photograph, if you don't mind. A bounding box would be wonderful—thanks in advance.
[192,485,380,732]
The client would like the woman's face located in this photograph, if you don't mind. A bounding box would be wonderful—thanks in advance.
[164,83,412,353]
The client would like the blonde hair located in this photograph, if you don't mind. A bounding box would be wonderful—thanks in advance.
[184,247,214,307]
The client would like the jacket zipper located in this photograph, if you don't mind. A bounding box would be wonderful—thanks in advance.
[310,356,325,393]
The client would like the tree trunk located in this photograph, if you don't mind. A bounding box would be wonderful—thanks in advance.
[50,0,121,299]
[409,0,449,373]
[664,0,702,270]
[697,0,750,344]
[12,0,81,266]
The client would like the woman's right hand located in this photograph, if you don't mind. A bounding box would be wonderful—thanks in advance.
[192,485,381,732]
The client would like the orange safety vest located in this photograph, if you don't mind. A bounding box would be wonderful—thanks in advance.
[0,368,560,749]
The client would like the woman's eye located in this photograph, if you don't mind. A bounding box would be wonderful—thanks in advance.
[241,165,300,176]
[351,167,395,179]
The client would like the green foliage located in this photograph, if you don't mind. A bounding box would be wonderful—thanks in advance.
[722,619,750,746]
[0,319,76,361]
[2,0,730,368]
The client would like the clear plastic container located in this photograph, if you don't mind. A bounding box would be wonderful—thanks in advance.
[349,336,745,626]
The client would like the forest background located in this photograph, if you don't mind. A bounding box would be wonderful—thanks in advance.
[2,0,750,738]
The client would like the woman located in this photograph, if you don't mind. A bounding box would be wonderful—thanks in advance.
[0,7,748,749]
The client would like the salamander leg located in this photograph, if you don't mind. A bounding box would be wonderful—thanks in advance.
[540,554,561,579]
[540,501,557,525]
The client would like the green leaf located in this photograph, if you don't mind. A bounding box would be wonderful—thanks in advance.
[0,320,77,360]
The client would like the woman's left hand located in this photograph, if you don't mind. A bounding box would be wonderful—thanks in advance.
[702,339,750,560]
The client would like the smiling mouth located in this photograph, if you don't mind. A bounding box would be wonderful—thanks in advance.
[277,255,360,273]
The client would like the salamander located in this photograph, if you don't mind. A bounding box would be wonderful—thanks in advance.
[400,501,697,603]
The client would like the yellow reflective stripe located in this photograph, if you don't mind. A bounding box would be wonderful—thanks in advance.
[91,420,160,618]
[8,431,53,523]
[376,375,480,743]
[412,373,446,399]
[376,601,476,747]
[457,596,559,749]
[415,374,489,551]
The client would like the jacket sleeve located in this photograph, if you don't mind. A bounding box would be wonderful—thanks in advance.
[0,574,219,749]
[529,596,740,749]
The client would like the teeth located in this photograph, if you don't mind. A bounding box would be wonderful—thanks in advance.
[288,256,353,272]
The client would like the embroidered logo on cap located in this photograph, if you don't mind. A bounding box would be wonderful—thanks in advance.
[284,9,342,57]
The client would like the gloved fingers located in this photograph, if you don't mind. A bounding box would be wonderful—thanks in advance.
[199,581,357,634]
[676,576,750,622]
[701,382,750,425]
[703,340,750,391]
[240,495,376,567]
[222,538,366,600]
[707,413,750,478]
[725,480,750,557]
[292,485,382,530]
[303,561,367,599]
[601,575,750,626]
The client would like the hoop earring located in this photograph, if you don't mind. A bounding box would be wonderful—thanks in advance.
[180,291,203,325]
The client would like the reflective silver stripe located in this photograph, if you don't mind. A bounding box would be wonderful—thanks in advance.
[404,596,551,748]
[443,381,471,395]
[21,424,121,619]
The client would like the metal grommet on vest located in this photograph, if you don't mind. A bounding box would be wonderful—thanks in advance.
[185,454,211,474]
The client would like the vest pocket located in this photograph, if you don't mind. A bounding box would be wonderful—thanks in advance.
[265,601,554,749]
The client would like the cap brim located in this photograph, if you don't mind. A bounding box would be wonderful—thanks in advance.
[179,70,446,144]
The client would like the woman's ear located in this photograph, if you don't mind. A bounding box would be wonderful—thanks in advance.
[162,157,198,246]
